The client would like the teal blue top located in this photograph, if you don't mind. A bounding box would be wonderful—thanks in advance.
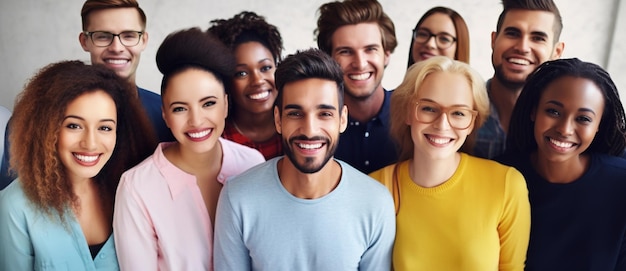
[0,180,119,270]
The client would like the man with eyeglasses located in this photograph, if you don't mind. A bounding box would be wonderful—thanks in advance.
[473,0,564,159]
[79,0,174,143]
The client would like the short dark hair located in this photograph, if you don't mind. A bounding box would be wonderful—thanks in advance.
[315,0,397,55]
[156,27,235,97]
[81,0,147,30]
[495,0,563,42]
[274,48,344,113]
[507,58,626,156]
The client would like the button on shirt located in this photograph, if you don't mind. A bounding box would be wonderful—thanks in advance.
[335,90,397,174]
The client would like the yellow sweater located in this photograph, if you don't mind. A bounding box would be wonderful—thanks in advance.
[369,153,530,271]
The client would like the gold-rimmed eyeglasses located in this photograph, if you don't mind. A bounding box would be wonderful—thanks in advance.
[414,101,477,129]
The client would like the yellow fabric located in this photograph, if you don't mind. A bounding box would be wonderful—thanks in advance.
[369,153,530,271]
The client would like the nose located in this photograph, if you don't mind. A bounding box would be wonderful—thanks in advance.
[188,108,203,127]
[250,69,264,86]
[432,112,451,130]
[514,36,531,54]
[351,51,367,70]
[301,115,319,136]
[107,36,125,52]
[80,129,97,150]
[556,118,574,136]
[425,35,437,49]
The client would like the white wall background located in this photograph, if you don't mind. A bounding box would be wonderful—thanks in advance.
[0,0,624,111]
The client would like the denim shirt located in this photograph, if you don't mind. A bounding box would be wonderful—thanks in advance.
[474,80,507,159]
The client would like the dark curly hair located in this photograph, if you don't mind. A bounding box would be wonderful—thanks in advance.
[208,11,283,64]
[9,60,157,223]
[156,27,236,97]
[506,58,626,156]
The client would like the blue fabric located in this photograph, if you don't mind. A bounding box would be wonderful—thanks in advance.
[0,118,13,190]
[214,157,395,271]
[137,87,175,143]
[334,89,397,174]
[0,180,120,270]
[474,80,506,159]
[497,153,626,270]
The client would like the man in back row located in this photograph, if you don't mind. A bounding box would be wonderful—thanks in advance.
[1,0,172,188]
[474,0,564,158]
[315,0,398,174]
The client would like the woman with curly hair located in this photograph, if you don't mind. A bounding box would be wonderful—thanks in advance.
[0,60,157,270]
[208,11,284,160]
[497,58,626,270]
[113,28,264,271]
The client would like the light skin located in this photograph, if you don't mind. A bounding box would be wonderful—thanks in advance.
[412,12,457,63]
[331,22,390,122]
[231,41,278,142]
[161,68,228,225]
[274,78,348,199]
[407,72,475,188]
[79,7,148,86]
[57,90,117,245]
[530,76,605,184]
[490,9,564,133]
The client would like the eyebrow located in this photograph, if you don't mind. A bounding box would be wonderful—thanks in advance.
[64,115,116,123]
[284,104,337,111]
[236,58,273,68]
[169,96,217,108]
[418,27,455,36]
[546,100,597,115]
[503,26,549,39]
[419,98,472,108]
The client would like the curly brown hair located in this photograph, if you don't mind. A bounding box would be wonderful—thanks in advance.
[9,60,157,222]
[208,11,283,63]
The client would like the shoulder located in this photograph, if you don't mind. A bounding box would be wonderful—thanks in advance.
[462,154,525,185]
[0,179,31,215]
[225,158,277,189]
[220,138,265,177]
[340,160,393,198]
[118,149,160,189]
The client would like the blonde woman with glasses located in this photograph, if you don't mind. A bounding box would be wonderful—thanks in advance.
[369,56,530,270]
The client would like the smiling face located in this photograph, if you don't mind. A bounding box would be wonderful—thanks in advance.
[330,22,390,100]
[79,7,147,84]
[409,71,475,160]
[411,12,457,63]
[162,68,228,154]
[232,41,278,115]
[274,78,347,174]
[532,76,605,163]
[491,9,563,89]
[57,90,117,183]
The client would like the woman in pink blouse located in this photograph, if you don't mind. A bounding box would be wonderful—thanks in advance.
[113,28,265,271]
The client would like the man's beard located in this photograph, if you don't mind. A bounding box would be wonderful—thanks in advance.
[494,64,527,91]
[282,135,337,174]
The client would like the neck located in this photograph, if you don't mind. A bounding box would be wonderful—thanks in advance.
[409,152,460,188]
[489,78,523,133]
[531,151,589,184]
[276,157,342,199]
[344,87,385,123]
[231,110,277,142]
[164,141,223,175]
[71,176,96,197]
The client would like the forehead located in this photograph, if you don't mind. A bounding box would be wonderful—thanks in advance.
[420,13,456,34]
[66,90,117,117]
[165,69,225,99]
[540,76,605,107]
[501,9,556,35]
[233,41,274,62]
[85,7,144,31]
[282,78,339,108]
[417,71,473,106]
[331,22,383,50]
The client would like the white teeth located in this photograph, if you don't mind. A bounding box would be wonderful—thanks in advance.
[348,73,371,81]
[427,136,451,145]
[74,154,98,162]
[508,58,530,65]
[550,138,573,148]
[298,143,322,149]
[249,91,269,100]
[188,129,211,138]
[106,59,128,64]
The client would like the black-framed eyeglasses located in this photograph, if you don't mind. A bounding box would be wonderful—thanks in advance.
[412,29,457,49]
[84,31,144,47]
[414,101,477,129]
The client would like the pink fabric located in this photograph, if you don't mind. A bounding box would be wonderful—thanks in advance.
[113,139,264,271]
